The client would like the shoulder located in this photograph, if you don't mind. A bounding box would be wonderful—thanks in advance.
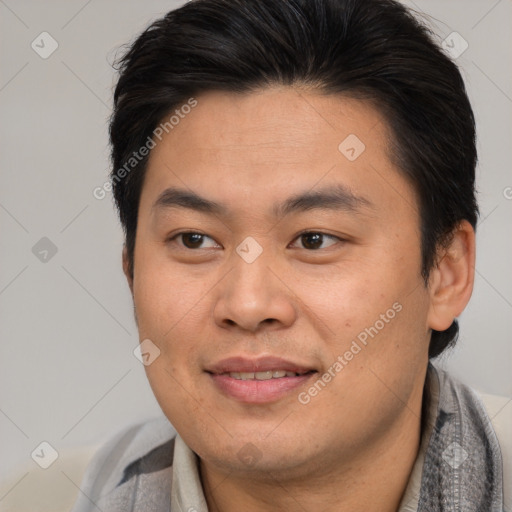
[476,390,512,512]
[70,415,177,512]
[432,365,512,511]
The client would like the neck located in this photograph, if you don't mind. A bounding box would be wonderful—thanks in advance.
[199,398,424,512]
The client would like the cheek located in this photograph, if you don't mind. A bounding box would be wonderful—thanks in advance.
[144,361,215,445]
[133,251,210,337]
[133,258,217,375]
[295,258,428,364]
[291,265,391,338]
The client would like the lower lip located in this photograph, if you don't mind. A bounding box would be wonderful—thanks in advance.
[209,373,315,404]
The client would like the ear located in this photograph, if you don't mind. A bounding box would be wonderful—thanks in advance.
[122,245,134,295]
[427,220,476,331]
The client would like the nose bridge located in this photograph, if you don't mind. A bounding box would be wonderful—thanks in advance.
[228,240,274,302]
[213,238,296,331]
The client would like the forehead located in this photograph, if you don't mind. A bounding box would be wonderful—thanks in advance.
[141,87,418,222]
[156,87,387,158]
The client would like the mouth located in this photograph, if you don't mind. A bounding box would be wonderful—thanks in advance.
[206,356,318,404]
[219,370,315,380]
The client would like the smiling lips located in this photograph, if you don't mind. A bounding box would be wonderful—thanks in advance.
[224,370,304,380]
[206,356,317,403]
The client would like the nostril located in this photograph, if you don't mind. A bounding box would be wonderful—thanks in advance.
[223,318,276,326]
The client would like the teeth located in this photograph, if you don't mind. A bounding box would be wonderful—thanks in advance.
[226,370,300,380]
[255,371,273,380]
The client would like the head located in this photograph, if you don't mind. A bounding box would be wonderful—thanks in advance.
[110,0,477,480]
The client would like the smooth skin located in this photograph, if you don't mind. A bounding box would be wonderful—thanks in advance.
[123,86,475,512]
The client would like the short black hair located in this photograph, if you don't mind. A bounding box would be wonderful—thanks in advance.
[109,0,479,359]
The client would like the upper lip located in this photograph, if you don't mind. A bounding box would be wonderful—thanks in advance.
[206,356,316,375]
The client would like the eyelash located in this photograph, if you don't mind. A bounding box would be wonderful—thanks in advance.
[167,230,344,251]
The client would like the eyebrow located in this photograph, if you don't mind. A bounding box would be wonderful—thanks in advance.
[152,184,374,218]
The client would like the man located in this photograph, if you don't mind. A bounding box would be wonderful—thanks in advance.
[72,0,511,510]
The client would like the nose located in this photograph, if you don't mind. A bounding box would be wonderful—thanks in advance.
[213,245,297,333]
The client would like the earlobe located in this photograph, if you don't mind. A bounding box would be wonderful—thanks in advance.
[427,221,476,332]
[122,245,134,295]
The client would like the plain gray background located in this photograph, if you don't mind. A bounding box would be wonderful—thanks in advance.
[0,0,511,498]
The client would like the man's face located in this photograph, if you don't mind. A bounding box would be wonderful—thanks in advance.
[129,87,432,478]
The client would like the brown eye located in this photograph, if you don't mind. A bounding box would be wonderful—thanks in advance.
[181,233,205,248]
[168,232,219,250]
[291,232,340,250]
[301,233,323,250]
